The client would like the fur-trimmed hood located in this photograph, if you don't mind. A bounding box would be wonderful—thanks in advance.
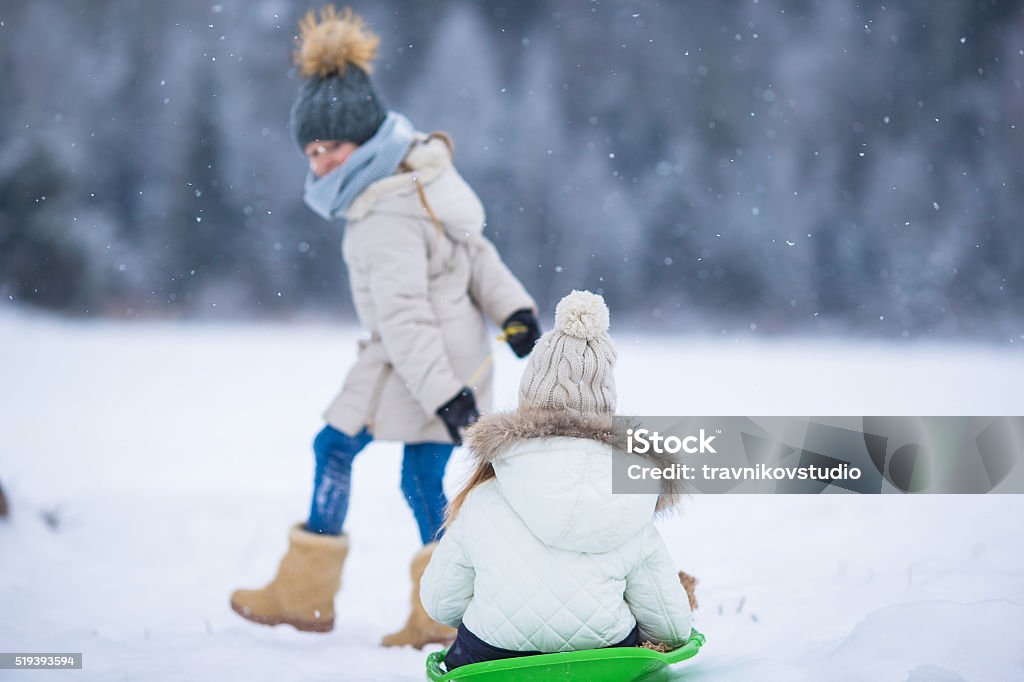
[466,408,683,511]
[464,409,682,554]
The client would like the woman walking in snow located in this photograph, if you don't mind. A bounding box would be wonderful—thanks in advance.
[230,6,540,648]
[421,291,695,669]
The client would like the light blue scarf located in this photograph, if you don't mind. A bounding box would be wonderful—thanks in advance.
[303,111,416,221]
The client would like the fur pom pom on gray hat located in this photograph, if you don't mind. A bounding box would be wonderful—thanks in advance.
[289,6,388,151]
[518,290,617,415]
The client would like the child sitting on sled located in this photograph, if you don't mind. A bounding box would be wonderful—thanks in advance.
[420,290,695,670]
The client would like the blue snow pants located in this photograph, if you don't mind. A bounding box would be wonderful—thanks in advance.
[306,424,453,545]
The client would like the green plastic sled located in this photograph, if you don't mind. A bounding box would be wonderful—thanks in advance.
[425,630,704,682]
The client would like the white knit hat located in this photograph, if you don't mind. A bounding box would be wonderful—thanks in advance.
[519,290,617,414]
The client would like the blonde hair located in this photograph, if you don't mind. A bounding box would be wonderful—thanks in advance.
[443,460,495,530]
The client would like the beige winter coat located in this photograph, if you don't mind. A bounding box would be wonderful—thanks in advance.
[322,134,535,443]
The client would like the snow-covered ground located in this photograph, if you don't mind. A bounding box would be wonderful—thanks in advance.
[1,312,1023,681]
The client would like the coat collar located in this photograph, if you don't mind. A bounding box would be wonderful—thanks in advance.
[343,133,453,221]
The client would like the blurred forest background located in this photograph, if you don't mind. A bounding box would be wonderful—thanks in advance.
[1,0,1022,339]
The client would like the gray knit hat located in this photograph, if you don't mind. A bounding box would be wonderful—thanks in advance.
[289,6,388,150]
[519,290,618,415]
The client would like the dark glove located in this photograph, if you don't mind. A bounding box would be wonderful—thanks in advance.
[436,388,480,446]
[502,308,541,358]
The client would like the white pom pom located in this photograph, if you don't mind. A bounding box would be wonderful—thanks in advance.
[554,290,609,340]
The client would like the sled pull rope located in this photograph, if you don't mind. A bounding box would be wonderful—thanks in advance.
[462,323,528,394]
[466,354,493,391]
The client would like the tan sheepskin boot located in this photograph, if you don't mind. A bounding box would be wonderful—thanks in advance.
[230,524,349,633]
[381,543,457,648]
